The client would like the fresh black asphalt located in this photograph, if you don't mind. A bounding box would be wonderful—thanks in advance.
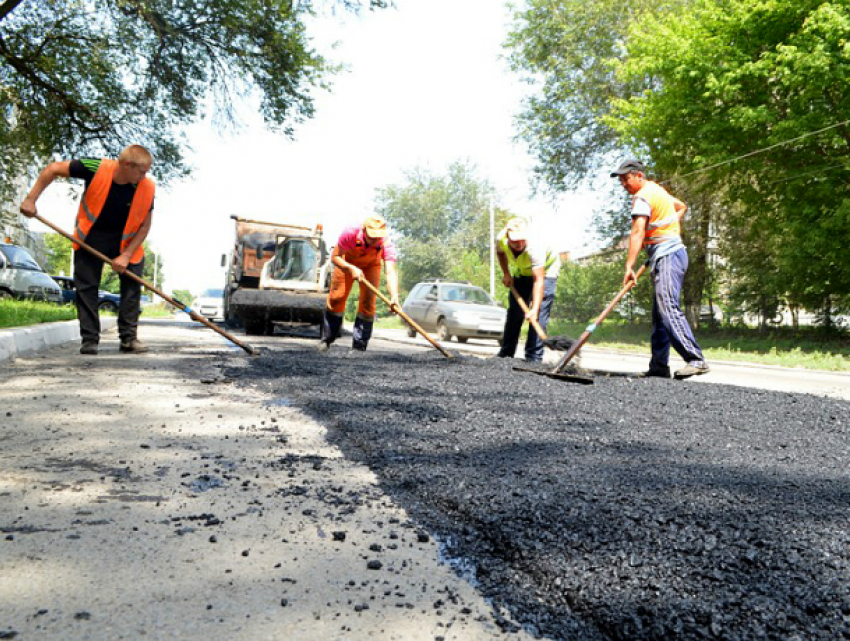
[224,346,850,640]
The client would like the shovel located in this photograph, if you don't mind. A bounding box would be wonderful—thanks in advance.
[358,277,453,359]
[507,283,594,384]
[31,213,257,355]
[515,261,649,384]
[509,284,549,340]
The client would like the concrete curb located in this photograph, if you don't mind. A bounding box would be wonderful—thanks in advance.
[0,317,117,362]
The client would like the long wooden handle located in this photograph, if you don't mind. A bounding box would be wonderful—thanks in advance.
[552,261,648,373]
[33,213,257,355]
[358,277,453,359]
[509,284,548,340]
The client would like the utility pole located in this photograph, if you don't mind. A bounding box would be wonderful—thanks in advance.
[489,194,495,298]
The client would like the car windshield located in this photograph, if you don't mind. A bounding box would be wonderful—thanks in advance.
[201,288,223,298]
[0,245,42,271]
[442,286,493,305]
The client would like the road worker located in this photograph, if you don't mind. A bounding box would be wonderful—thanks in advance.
[611,158,709,379]
[318,215,400,352]
[496,217,560,363]
[20,145,155,355]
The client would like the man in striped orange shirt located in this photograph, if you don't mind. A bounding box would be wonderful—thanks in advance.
[612,159,709,380]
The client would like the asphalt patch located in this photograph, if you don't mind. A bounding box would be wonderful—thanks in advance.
[222,346,850,640]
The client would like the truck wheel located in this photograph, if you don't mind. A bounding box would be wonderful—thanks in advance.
[244,318,266,335]
[406,327,416,338]
[98,301,118,313]
[0,290,12,300]
[457,336,468,343]
[437,319,451,342]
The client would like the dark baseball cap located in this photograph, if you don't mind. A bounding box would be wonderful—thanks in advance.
[610,159,646,177]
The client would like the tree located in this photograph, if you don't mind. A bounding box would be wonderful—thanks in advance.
[171,289,194,307]
[99,242,161,294]
[0,0,388,204]
[509,0,850,327]
[505,0,715,323]
[374,161,511,292]
[608,0,850,324]
[42,232,72,276]
[505,0,672,190]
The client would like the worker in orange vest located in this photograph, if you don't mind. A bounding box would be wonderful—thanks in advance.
[20,145,155,356]
[612,158,709,379]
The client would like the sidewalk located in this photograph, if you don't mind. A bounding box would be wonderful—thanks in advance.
[0,317,117,363]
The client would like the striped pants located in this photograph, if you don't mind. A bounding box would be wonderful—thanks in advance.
[650,248,705,369]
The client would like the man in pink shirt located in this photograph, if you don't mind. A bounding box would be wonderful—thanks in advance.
[318,215,401,351]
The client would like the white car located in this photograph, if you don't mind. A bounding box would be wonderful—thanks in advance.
[195,288,225,321]
[401,279,506,344]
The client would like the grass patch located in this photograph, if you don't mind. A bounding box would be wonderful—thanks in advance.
[548,320,850,371]
[141,303,177,318]
[382,314,850,371]
[0,298,175,328]
[0,299,77,329]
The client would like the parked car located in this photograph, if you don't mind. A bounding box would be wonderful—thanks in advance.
[401,279,506,344]
[51,275,122,312]
[195,287,225,321]
[0,243,62,303]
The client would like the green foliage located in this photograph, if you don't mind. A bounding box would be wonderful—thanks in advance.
[171,289,194,307]
[508,0,850,328]
[0,297,76,328]
[506,0,672,189]
[140,303,175,318]
[42,233,73,276]
[99,243,160,293]
[0,0,387,203]
[609,0,850,326]
[375,161,511,292]
[553,260,653,323]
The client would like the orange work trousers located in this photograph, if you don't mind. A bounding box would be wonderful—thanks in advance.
[326,254,383,321]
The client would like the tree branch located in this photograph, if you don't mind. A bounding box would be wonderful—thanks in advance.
[0,0,25,22]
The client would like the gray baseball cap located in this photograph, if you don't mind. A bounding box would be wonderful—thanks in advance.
[610,159,646,177]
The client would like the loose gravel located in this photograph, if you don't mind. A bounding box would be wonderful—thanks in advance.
[225,345,850,640]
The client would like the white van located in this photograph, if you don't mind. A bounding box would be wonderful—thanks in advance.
[0,243,62,303]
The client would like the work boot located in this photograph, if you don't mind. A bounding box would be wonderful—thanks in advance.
[643,365,671,378]
[674,362,710,379]
[315,340,330,353]
[80,340,99,355]
[352,316,373,351]
[321,311,343,345]
[120,339,149,353]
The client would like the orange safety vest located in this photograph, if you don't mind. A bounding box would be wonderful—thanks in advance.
[73,159,155,264]
[634,180,681,247]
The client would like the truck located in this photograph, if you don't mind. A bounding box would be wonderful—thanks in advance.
[223,216,332,335]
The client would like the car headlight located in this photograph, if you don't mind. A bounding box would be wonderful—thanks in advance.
[449,311,479,324]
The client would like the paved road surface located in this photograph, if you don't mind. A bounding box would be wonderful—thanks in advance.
[1,317,847,640]
[1,319,533,641]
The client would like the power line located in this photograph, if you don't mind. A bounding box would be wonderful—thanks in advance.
[765,163,847,186]
[669,119,850,181]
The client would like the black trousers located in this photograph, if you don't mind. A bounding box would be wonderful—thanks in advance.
[74,240,144,344]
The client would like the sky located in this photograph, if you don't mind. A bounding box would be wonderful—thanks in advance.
[35,0,606,295]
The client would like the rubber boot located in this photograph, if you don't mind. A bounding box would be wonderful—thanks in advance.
[320,311,343,347]
[352,316,374,351]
